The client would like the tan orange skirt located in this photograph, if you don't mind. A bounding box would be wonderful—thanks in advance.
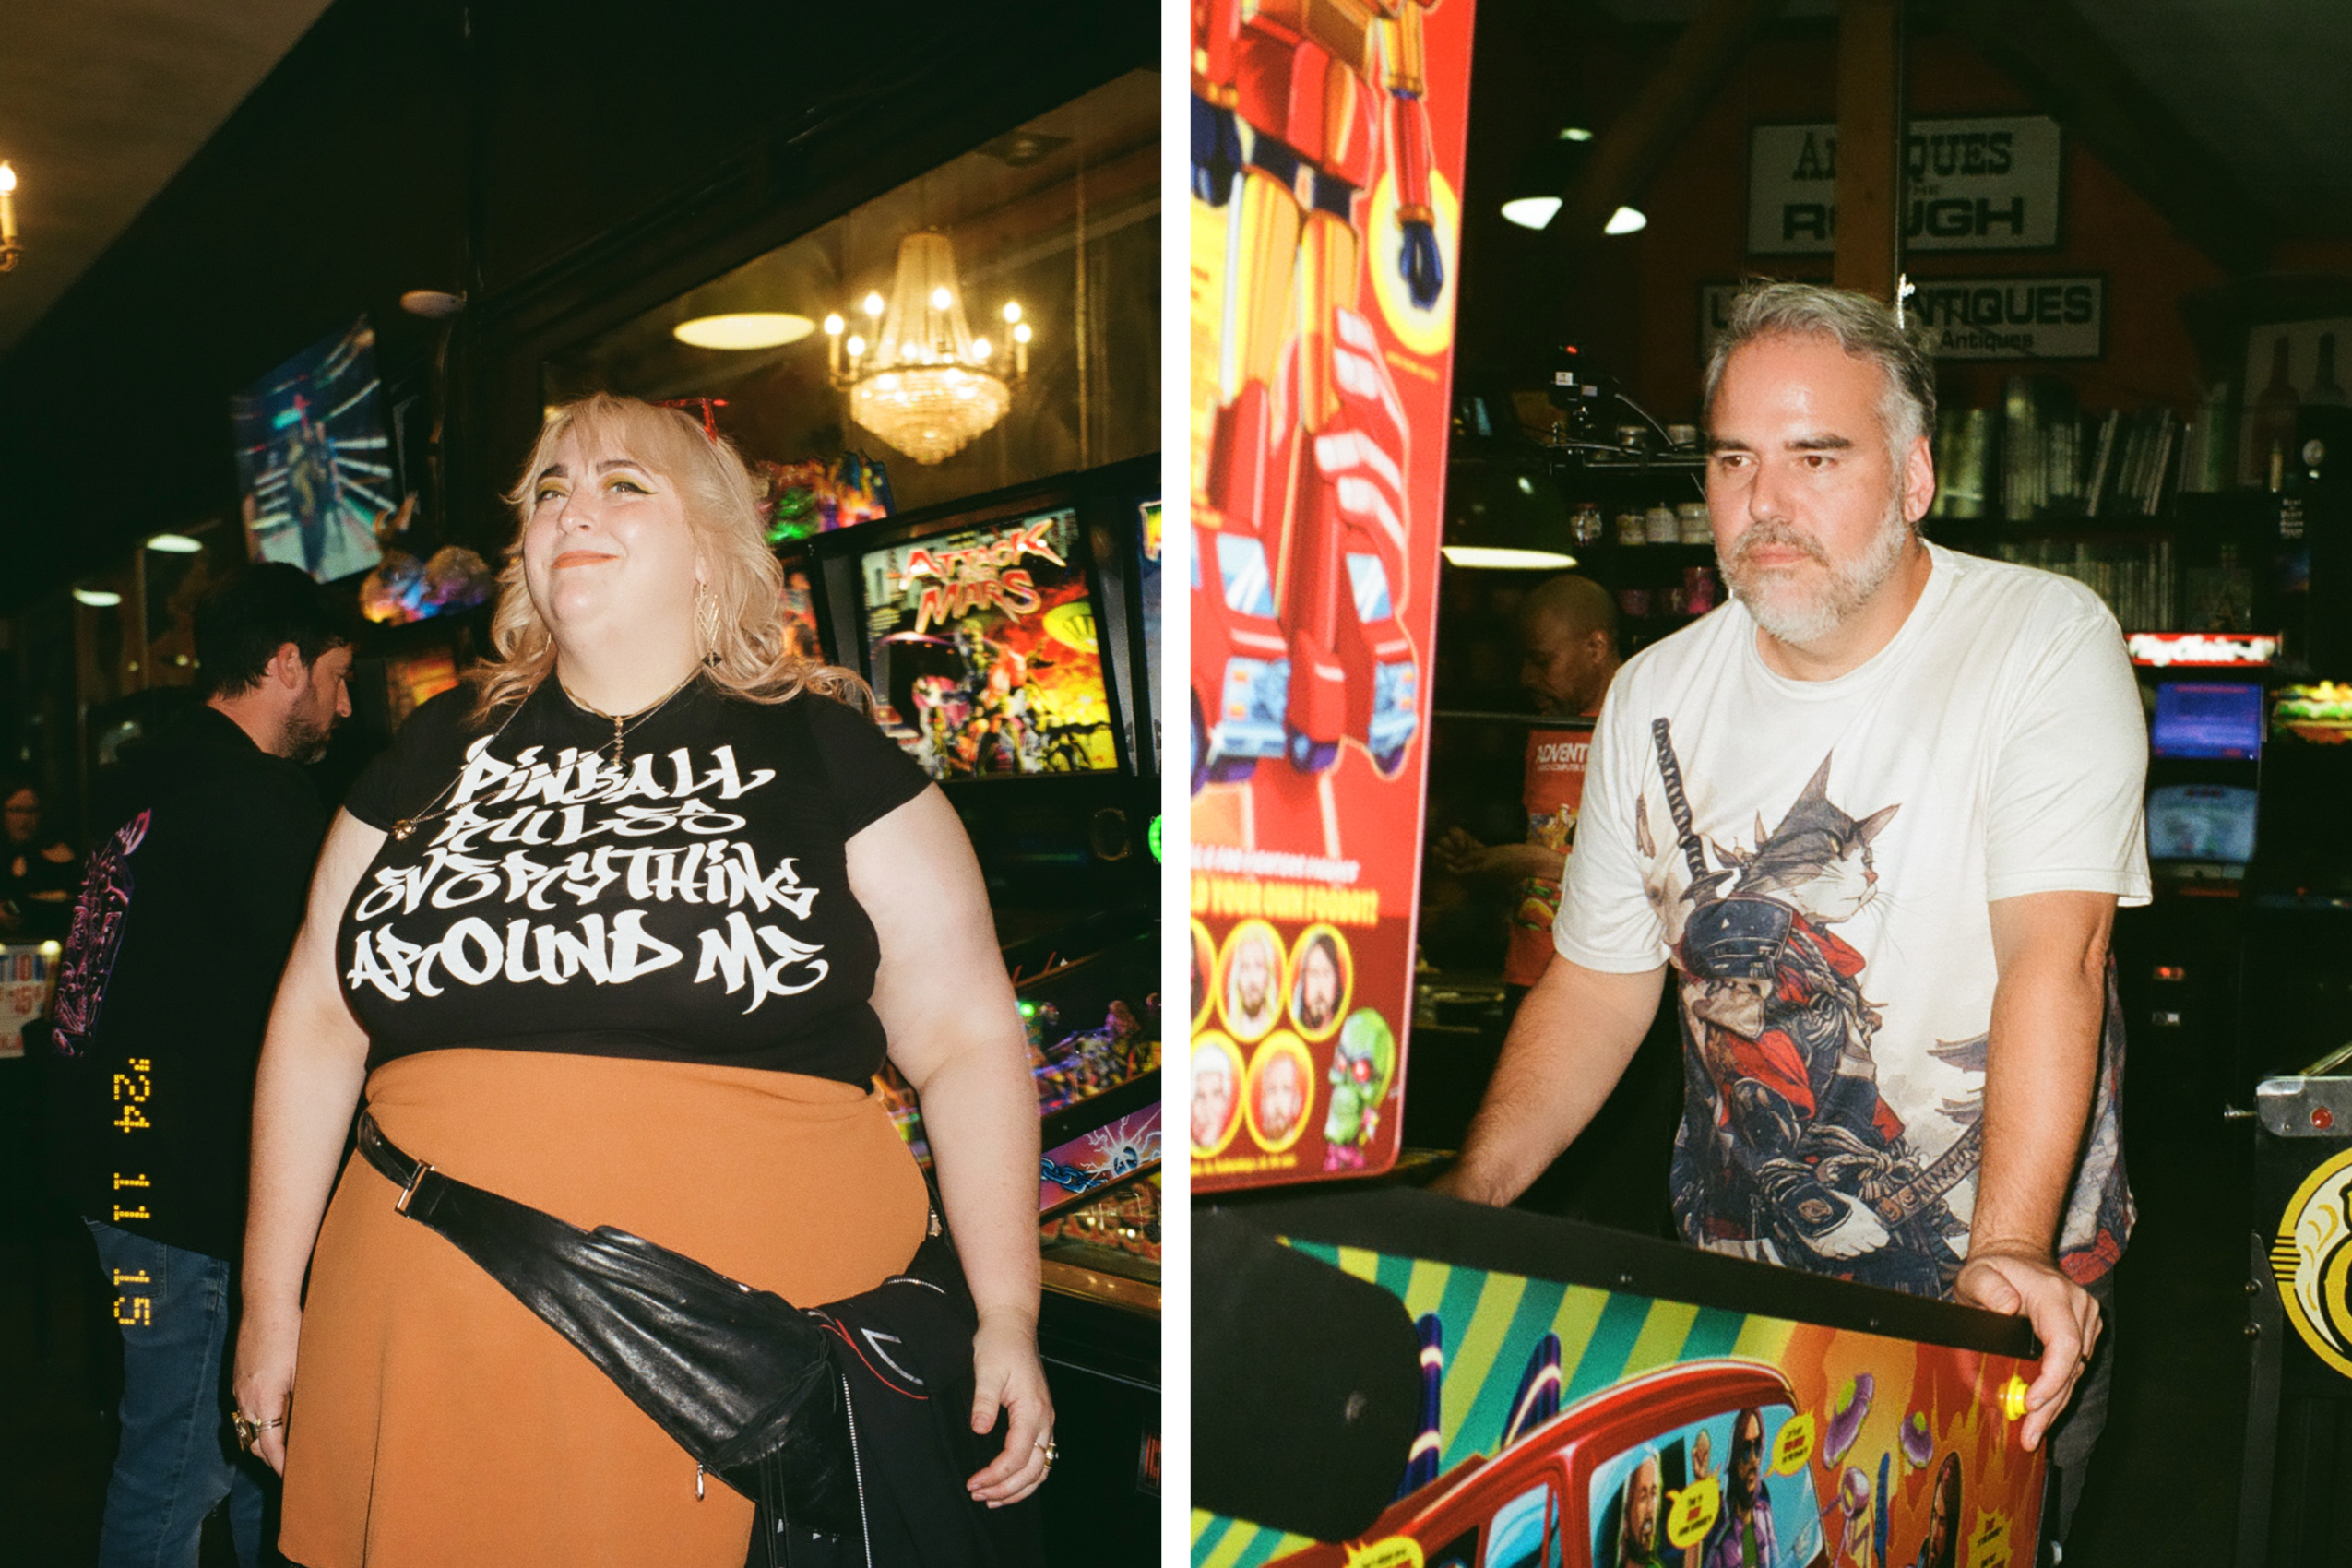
[279,1049,929,1568]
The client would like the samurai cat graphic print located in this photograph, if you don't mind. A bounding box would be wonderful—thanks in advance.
[1648,733,1982,1295]
[1558,547,2150,1300]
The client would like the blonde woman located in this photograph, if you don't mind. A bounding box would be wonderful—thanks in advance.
[232,395,1051,1565]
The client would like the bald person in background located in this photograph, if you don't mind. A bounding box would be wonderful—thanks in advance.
[1436,574,1621,987]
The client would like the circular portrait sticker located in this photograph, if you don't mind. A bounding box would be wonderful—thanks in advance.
[1244,1031,1316,1154]
[1217,919,1288,1044]
[1190,1031,1247,1158]
[1286,924,1354,1042]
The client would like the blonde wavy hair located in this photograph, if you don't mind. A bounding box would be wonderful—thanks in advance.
[470,393,869,720]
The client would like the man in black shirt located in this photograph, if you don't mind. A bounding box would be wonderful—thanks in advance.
[53,564,351,1568]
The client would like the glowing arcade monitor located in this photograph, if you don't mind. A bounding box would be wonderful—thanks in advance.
[231,315,393,585]
[2147,682,2263,882]
[2151,682,2264,761]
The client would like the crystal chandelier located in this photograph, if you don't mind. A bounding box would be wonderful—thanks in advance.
[824,231,1028,465]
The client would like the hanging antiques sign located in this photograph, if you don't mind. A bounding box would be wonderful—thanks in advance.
[1748,114,2063,255]
[1700,276,2102,362]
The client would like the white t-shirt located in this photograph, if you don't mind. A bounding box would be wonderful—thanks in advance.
[1557,542,2147,1297]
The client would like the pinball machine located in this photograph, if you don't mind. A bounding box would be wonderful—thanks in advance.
[1195,1189,2057,1568]
[806,453,1164,1564]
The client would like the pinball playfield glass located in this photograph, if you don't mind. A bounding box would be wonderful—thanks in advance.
[1196,1191,2052,1568]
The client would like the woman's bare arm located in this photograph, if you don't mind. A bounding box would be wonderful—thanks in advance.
[851,787,1051,1507]
[232,809,383,1473]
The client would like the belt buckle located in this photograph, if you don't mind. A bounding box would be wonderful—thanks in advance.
[395,1160,435,1217]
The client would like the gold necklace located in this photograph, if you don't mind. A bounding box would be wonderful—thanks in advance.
[557,669,701,769]
[388,671,700,843]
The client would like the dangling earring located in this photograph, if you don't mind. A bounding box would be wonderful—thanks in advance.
[696,583,721,667]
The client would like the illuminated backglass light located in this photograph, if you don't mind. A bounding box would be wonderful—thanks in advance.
[2125,632,2280,668]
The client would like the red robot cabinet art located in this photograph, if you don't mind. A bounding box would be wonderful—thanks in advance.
[1189,0,1474,1192]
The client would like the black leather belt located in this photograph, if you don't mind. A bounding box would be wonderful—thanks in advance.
[355,1110,454,1224]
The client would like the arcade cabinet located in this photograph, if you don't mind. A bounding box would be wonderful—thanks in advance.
[809,455,1164,1566]
[2108,638,2275,1110]
[2238,1054,2352,1568]
[2239,691,2352,1096]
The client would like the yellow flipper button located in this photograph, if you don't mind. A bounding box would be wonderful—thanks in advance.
[2000,1374,2030,1421]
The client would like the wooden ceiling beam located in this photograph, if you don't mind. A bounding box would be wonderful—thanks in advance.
[1931,0,2272,275]
[1832,0,1905,301]
[1555,0,1788,248]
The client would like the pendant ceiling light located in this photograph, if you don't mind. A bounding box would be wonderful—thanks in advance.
[824,232,1028,466]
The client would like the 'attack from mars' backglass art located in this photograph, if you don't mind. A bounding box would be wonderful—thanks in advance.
[858,506,1119,780]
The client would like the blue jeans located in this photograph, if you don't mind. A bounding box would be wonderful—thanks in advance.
[2047,1269,2118,1544]
[84,1218,267,1568]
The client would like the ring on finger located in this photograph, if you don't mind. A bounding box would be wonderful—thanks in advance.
[231,1412,282,1453]
[1035,1437,1059,1467]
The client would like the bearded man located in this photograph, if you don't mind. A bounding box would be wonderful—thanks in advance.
[1439,282,2145,1543]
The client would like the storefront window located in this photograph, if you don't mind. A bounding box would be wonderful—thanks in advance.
[544,70,1157,523]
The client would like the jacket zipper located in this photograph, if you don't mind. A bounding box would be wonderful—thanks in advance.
[843,1372,874,1568]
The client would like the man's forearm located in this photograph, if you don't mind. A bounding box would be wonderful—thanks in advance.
[1971,893,2114,1260]
[1498,843,1567,884]
[1444,956,1666,1206]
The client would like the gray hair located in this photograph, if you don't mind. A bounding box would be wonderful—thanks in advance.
[1703,281,1937,464]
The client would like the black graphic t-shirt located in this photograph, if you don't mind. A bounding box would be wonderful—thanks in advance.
[339,680,932,1083]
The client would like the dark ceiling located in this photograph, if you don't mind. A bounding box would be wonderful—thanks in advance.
[1590,0,2352,237]
[8,1,2347,368]
[0,1,335,356]
[2070,0,2352,232]
[0,0,2346,606]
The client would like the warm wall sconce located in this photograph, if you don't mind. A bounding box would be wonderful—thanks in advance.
[0,163,21,273]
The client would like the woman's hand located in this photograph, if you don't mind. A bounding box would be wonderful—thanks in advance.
[231,1301,303,1476]
[965,1310,1054,1508]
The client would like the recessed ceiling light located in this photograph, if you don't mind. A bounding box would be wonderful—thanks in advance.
[399,290,467,319]
[1559,126,1595,142]
[73,588,123,607]
[147,533,203,553]
[1441,546,1578,571]
[672,313,816,350]
[1604,206,1649,236]
[1501,196,1563,231]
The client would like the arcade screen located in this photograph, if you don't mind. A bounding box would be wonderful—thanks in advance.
[2148,783,2259,865]
[779,562,824,662]
[857,506,1118,778]
[385,647,461,731]
[231,315,394,584]
[2151,682,2264,759]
